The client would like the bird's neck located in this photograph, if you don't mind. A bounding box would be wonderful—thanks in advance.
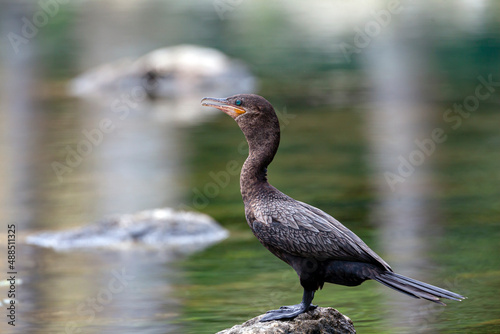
[240,128,280,202]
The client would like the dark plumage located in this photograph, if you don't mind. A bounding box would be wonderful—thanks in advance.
[201,94,465,321]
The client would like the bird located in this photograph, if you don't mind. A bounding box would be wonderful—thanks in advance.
[201,94,465,322]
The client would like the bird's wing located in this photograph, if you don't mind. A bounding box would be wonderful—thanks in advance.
[251,197,391,271]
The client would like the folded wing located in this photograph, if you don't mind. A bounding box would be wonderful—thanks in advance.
[251,196,391,271]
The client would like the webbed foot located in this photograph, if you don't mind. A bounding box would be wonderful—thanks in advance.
[259,289,317,322]
[260,302,312,322]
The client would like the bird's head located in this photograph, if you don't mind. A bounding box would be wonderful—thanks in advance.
[201,94,275,120]
[201,94,280,156]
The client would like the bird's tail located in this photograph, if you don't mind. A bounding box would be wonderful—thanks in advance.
[372,271,466,305]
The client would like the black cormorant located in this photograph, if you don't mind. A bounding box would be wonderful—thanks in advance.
[201,94,465,322]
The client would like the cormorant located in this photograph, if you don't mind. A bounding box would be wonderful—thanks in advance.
[201,94,465,322]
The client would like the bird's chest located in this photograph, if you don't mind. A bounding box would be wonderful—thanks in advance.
[244,197,274,230]
[244,203,269,241]
[244,207,256,231]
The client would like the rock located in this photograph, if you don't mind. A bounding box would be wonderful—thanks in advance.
[26,208,228,252]
[217,307,356,334]
[69,44,256,100]
[67,45,257,125]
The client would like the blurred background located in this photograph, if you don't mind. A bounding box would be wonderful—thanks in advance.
[0,0,499,333]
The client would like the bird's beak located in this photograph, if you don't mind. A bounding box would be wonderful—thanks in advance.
[201,97,246,119]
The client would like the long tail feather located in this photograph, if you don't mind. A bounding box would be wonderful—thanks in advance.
[372,271,466,305]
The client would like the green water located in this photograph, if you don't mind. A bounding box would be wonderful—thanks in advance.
[1,1,499,333]
[180,102,500,333]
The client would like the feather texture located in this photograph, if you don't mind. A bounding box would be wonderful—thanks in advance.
[249,187,391,270]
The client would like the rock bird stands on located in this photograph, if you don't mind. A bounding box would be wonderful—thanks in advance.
[201,94,465,322]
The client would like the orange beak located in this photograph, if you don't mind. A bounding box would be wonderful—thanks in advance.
[201,97,246,119]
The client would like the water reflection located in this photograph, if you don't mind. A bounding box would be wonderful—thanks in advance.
[18,248,183,334]
[72,98,186,217]
[1,1,43,230]
[1,0,499,333]
[365,6,446,332]
[0,2,205,333]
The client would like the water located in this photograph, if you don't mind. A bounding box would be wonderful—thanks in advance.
[1,1,499,333]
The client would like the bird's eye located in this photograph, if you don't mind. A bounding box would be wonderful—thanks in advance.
[235,99,242,106]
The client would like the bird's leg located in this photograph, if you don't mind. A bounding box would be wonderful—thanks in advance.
[259,289,316,322]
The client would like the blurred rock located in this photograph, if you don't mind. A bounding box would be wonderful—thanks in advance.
[69,44,256,100]
[26,208,228,252]
[217,307,356,334]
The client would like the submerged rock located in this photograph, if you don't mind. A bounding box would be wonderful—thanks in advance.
[26,208,228,252]
[217,307,356,334]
